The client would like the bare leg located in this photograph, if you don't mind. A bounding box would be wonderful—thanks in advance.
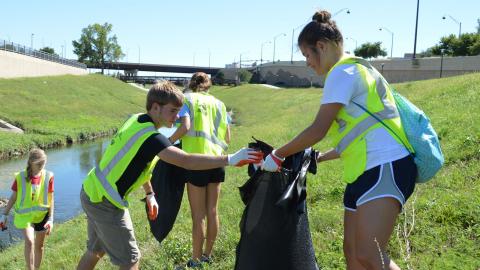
[343,210,366,270]
[355,198,401,270]
[187,183,207,260]
[23,227,35,270]
[34,230,47,270]
[76,250,105,270]
[204,182,221,256]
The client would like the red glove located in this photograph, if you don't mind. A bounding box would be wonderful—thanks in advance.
[44,219,53,235]
[146,193,158,220]
[0,214,7,231]
[261,150,285,172]
[227,147,263,167]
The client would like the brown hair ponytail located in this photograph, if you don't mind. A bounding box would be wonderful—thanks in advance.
[189,72,212,92]
[26,148,47,180]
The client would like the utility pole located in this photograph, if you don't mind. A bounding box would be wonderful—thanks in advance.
[413,0,420,59]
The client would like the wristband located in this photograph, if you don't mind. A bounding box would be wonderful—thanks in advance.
[146,191,154,196]
[271,150,285,162]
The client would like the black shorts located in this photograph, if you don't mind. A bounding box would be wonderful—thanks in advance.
[343,155,417,211]
[33,213,49,232]
[186,167,225,187]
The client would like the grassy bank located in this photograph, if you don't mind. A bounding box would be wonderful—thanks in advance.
[0,74,479,269]
[0,74,146,159]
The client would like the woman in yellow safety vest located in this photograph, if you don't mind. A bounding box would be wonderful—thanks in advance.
[0,148,54,270]
[261,10,417,270]
[170,72,231,268]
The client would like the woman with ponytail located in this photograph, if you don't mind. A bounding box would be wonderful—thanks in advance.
[261,10,417,270]
[0,148,54,270]
[169,72,231,268]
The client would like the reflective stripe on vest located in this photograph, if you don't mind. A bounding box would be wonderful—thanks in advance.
[334,58,399,154]
[16,171,50,214]
[185,95,228,151]
[95,125,156,208]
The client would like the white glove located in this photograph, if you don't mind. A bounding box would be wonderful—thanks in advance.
[44,219,53,235]
[227,147,263,167]
[261,150,285,172]
[146,193,159,221]
[0,214,7,230]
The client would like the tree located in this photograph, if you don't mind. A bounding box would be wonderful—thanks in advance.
[39,47,57,56]
[213,71,225,85]
[72,23,124,73]
[354,42,387,59]
[237,69,252,83]
[423,33,480,56]
[477,18,480,34]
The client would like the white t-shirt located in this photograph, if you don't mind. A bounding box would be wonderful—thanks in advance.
[322,63,409,170]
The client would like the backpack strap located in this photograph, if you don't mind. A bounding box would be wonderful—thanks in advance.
[352,100,414,156]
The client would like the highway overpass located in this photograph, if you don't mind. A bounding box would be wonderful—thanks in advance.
[87,62,221,75]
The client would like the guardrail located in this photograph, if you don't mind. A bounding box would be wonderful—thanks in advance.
[0,39,87,69]
[119,75,190,84]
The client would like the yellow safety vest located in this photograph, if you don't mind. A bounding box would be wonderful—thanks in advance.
[326,57,413,183]
[14,169,52,229]
[182,92,228,155]
[82,114,159,209]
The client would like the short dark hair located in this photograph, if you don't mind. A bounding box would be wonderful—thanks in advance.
[146,81,184,110]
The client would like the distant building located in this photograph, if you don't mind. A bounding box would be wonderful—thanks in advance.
[225,62,239,69]
[404,53,425,58]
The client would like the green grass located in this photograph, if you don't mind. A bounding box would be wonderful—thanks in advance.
[1,74,479,269]
[0,74,146,159]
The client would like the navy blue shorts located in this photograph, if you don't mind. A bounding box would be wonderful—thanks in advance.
[186,167,225,187]
[344,155,417,211]
[33,214,49,232]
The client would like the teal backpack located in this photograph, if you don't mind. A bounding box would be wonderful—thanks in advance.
[354,88,444,183]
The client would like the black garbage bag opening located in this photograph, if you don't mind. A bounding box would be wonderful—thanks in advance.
[145,157,186,245]
[235,138,319,270]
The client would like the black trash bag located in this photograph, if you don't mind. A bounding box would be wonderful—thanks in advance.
[235,138,319,270]
[145,157,186,245]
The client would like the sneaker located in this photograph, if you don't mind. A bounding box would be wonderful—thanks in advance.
[200,254,213,264]
[186,258,203,269]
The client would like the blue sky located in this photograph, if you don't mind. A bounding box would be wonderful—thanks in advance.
[1,0,478,69]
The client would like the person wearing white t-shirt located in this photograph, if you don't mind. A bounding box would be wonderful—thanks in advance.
[261,10,417,270]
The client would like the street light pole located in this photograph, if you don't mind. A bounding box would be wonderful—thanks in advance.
[442,14,462,38]
[240,51,248,69]
[273,33,286,63]
[413,0,420,59]
[260,41,270,65]
[379,27,394,58]
[30,33,34,49]
[345,37,357,53]
[333,8,350,17]
[138,46,141,63]
[290,23,306,64]
[439,49,445,78]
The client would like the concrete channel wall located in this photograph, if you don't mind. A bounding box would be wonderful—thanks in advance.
[221,55,480,87]
[0,50,87,78]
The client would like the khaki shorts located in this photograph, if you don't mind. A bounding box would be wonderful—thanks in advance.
[80,188,140,266]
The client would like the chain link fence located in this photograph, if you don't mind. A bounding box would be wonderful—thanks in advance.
[0,39,86,69]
